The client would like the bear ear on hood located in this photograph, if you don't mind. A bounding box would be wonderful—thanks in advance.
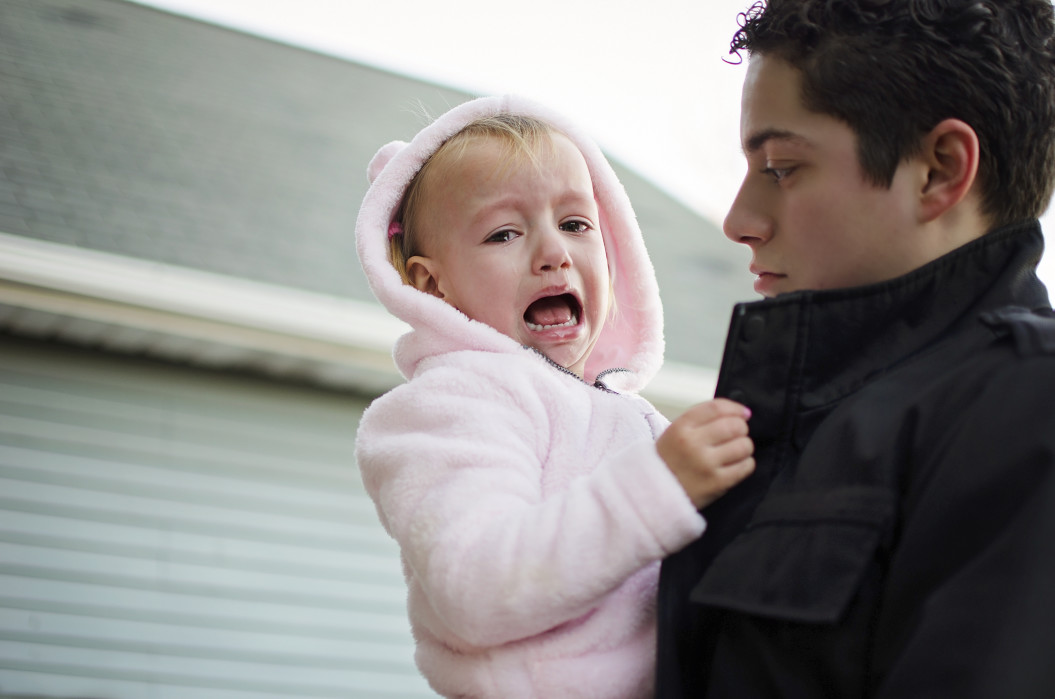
[367,141,407,183]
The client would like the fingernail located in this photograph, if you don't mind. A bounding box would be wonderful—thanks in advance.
[743,407,752,419]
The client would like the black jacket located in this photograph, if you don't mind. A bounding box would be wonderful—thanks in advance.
[656,222,1055,698]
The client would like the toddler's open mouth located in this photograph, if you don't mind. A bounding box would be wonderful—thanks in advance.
[524,293,581,331]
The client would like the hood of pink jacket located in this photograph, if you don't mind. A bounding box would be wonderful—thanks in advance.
[355,95,664,391]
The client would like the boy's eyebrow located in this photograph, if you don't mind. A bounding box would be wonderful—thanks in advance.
[743,128,814,155]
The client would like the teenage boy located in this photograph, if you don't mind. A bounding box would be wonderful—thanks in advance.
[655,1,1055,696]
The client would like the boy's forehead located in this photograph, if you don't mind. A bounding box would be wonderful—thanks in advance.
[740,55,829,153]
[741,55,800,127]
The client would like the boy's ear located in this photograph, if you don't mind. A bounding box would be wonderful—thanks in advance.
[918,118,980,223]
[406,255,445,299]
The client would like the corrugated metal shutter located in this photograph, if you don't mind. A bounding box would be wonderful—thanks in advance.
[0,335,433,698]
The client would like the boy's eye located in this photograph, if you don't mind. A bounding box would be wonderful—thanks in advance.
[486,229,520,243]
[559,220,590,234]
[762,166,796,182]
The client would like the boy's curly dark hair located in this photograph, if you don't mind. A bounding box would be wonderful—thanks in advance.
[731,0,1055,227]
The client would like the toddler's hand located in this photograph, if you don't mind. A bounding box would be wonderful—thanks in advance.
[657,398,755,509]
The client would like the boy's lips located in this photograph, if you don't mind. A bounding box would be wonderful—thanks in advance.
[750,264,786,296]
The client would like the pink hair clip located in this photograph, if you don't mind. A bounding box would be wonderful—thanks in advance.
[388,221,404,239]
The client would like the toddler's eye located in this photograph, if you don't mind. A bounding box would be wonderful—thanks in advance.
[560,220,590,234]
[486,229,519,243]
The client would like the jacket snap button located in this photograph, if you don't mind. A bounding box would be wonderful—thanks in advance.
[742,314,766,342]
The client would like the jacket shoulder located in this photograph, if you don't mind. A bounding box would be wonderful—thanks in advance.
[979,306,1055,357]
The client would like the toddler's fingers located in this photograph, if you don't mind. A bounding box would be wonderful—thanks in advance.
[680,398,752,425]
[698,415,750,445]
[718,456,756,488]
[713,397,752,419]
[709,435,754,467]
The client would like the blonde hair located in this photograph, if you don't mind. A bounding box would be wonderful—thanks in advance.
[389,114,556,283]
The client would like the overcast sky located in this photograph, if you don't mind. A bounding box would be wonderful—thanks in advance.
[130,0,1055,290]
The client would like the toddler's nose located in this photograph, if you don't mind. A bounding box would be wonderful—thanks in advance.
[534,228,573,272]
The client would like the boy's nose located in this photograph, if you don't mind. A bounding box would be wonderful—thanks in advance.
[724,178,773,247]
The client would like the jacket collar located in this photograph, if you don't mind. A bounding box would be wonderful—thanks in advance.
[715,221,1049,444]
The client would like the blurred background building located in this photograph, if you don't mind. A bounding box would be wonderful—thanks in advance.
[0,0,755,696]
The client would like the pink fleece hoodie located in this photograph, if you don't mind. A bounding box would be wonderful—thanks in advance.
[354,95,705,699]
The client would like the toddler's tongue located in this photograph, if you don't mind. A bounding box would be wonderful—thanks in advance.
[525,294,576,327]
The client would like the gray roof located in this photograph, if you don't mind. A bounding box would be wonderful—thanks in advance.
[0,0,754,369]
